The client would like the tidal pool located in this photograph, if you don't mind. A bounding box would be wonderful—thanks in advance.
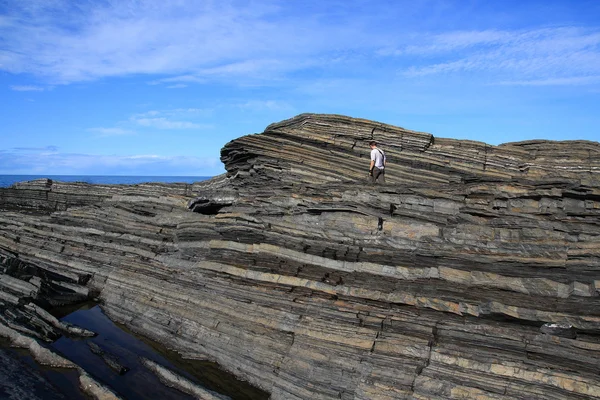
[2,303,269,399]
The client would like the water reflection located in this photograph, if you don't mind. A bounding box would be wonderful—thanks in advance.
[50,305,269,399]
[0,337,85,400]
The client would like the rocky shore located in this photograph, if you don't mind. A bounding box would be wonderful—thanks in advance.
[1,113,599,399]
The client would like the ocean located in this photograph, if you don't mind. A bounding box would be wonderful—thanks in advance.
[0,175,211,188]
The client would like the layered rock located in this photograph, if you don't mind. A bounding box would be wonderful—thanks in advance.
[222,114,598,186]
[1,113,600,399]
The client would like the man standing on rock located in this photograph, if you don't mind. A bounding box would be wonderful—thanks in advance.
[369,141,386,184]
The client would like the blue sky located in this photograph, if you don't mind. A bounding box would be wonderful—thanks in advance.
[1,0,599,176]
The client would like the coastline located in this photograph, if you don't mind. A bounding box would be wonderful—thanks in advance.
[0,175,212,188]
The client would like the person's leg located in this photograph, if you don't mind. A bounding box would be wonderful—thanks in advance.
[373,168,383,184]
[379,169,386,184]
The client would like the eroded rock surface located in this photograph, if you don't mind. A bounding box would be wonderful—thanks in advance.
[1,113,600,399]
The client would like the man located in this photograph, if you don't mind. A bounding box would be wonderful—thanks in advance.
[369,141,386,184]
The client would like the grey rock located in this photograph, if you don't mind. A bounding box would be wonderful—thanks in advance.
[87,341,129,375]
[0,346,70,400]
[540,323,577,339]
[140,357,231,400]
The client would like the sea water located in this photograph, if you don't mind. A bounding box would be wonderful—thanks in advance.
[0,175,211,188]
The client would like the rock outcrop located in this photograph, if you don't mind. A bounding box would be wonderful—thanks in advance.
[1,113,599,399]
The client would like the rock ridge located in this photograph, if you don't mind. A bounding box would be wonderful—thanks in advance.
[221,113,599,187]
[1,113,599,399]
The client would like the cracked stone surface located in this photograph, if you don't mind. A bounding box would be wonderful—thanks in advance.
[1,113,600,399]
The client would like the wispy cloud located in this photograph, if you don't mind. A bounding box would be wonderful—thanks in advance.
[237,100,293,111]
[396,28,600,85]
[12,145,58,152]
[148,59,300,86]
[0,1,352,85]
[149,75,207,85]
[0,147,222,175]
[1,1,598,89]
[133,118,205,129]
[129,108,214,130]
[498,76,600,86]
[10,85,45,91]
[379,30,511,57]
[87,127,136,136]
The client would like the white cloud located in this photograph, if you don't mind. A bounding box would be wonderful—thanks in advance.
[129,108,214,129]
[1,1,598,89]
[133,108,213,118]
[497,76,600,86]
[238,100,293,111]
[88,127,136,136]
[133,118,205,129]
[380,30,511,57]
[86,108,214,134]
[10,85,45,91]
[0,146,222,175]
[13,145,58,152]
[397,27,600,85]
[0,0,351,85]
[149,75,207,85]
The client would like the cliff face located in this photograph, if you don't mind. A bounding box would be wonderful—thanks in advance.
[1,113,600,399]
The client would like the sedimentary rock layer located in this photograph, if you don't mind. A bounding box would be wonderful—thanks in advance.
[1,113,599,399]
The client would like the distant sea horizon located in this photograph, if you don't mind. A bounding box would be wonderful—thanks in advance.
[0,174,212,188]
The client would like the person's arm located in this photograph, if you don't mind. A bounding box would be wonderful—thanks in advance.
[369,159,375,174]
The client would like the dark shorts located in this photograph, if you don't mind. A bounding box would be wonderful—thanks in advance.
[371,167,385,184]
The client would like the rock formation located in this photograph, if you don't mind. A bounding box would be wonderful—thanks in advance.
[1,113,600,399]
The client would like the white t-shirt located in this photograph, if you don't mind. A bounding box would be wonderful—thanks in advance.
[371,148,386,169]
